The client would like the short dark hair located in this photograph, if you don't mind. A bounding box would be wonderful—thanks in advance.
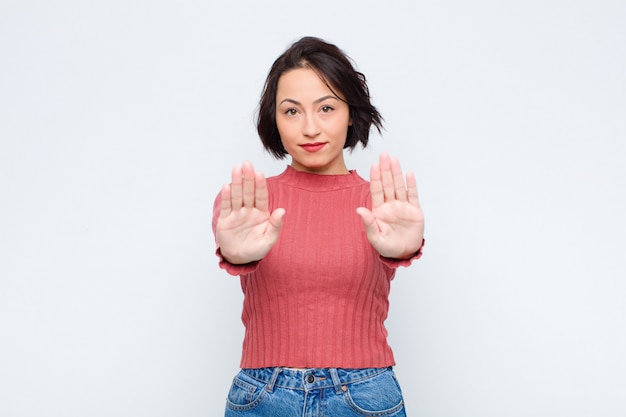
[257,36,384,159]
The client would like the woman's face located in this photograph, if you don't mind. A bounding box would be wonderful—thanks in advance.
[275,68,352,175]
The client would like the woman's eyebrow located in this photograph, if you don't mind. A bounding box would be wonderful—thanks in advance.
[278,95,340,106]
[314,95,340,104]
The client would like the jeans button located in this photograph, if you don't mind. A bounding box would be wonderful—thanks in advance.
[306,374,315,383]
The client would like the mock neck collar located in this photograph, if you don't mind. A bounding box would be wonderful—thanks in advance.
[274,165,366,191]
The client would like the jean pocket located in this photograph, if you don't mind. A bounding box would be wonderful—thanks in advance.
[343,369,405,416]
[225,371,268,411]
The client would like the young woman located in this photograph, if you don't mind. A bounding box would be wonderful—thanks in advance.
[212,36,425,417]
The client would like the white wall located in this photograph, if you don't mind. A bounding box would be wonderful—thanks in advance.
[1,1,624,416]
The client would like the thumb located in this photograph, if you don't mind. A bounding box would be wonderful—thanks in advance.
[356,207,379,238]
[265,208,286,242]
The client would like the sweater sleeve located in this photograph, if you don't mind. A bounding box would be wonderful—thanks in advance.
[379,238,425,268]
[212,192,260,276]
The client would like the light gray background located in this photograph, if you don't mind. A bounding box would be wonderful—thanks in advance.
[1,1,624,416]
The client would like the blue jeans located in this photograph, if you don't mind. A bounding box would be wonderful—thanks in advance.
[224,367,407,417]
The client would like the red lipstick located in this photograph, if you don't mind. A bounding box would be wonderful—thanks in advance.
[300,142,326,152]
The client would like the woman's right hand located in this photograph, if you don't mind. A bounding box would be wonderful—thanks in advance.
[216,161,285,264]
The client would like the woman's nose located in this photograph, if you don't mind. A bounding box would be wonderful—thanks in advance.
[302,114,321,137]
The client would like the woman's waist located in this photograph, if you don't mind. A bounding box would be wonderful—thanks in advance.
[240,366,392,391]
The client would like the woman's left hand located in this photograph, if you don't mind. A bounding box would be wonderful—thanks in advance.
[356,153,424,259]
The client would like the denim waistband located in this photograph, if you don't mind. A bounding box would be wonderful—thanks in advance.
[241,367,391,394]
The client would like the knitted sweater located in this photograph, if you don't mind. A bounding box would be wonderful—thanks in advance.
[212,166,421,369]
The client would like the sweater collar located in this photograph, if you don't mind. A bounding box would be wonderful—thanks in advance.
[275,165,366,191]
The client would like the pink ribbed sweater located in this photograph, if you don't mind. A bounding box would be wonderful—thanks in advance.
[212,166,421,369]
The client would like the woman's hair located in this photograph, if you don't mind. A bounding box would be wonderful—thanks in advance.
[257,36,383,159]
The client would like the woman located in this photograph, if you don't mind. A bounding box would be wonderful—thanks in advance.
[212,36,424,417]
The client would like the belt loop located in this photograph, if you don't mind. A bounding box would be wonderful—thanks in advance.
[329,368,345,395]
[266,367,282,392]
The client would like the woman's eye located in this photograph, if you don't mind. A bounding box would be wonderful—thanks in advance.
[321,106,333,113]
[285,108,298,116]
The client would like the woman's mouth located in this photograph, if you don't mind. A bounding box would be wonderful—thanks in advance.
[300,142,326,152]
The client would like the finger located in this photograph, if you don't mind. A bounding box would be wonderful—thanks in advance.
[369,162,384,207]
[230,165,243,210]
[219,183,232,218]
[241,161,255,208]
[390,156,407,202]
[254,171,269,212]
[379,153,395,202]
[406,171,421,207]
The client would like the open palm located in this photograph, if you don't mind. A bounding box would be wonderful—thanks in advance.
[216,161,285,264]
[356,153,424,259]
